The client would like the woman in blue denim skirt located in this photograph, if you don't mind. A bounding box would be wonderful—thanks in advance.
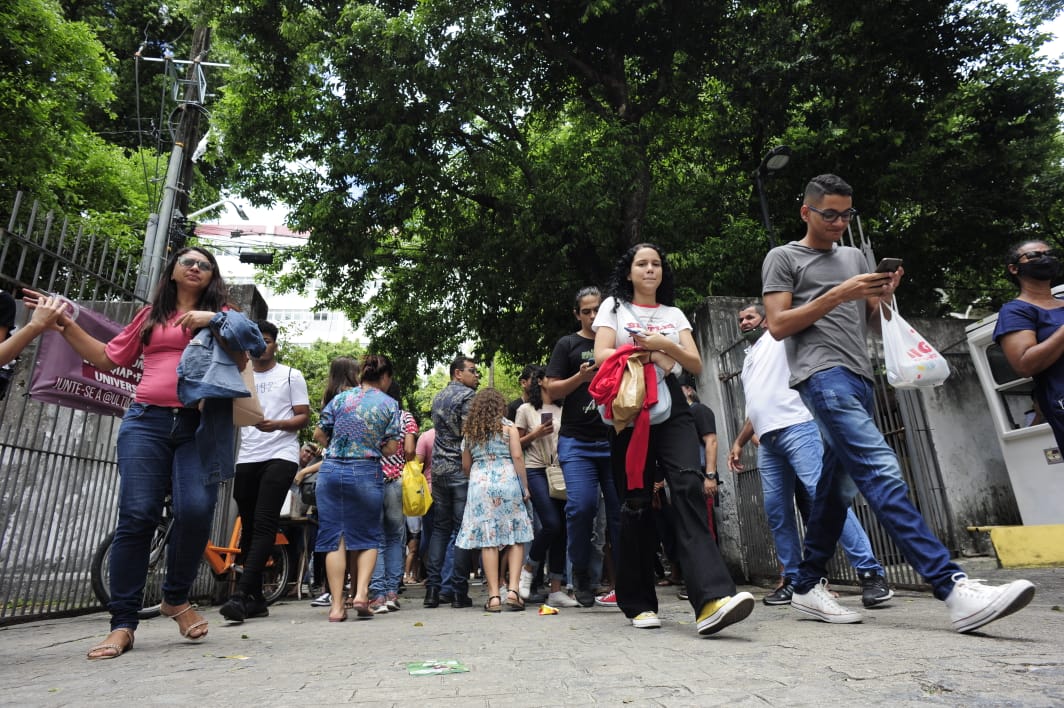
[313,354,401,622]
[50,247,243,659]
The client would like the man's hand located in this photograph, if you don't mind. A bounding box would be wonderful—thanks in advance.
[835,272,893,303]
[703,477,718,497]
[255,419,285,432]
[728,444,744,472]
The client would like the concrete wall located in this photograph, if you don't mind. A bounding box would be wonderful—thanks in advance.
[901,317,1021,542]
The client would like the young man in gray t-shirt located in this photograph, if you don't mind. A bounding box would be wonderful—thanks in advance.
[760,173,1034,634]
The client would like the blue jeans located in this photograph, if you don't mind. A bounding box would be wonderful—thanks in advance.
[758,420,882,582]
[370,478,406,596]
[425,473,472,597]
[526,467,566,580]
[557,436,620,577]
[796,367,963,599]
[111,404,219,630]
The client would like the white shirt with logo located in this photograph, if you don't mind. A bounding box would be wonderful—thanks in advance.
[237,364,310,464]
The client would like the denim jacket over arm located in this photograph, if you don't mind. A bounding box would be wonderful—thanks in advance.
[176,311,266,485]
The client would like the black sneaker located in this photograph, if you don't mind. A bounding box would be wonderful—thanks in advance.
[245,595,270,618]
[859,571,894,607]
[763,582,794,606]
[219,594,248,623]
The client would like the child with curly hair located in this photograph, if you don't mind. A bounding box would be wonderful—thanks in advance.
[456,388,533,611]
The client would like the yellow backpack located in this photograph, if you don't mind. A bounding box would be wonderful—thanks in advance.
[401,459,432,517]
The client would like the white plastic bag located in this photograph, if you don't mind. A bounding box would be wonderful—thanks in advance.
[880,300,951,389]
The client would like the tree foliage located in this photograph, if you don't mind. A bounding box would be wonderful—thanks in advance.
[207,0,1064,372]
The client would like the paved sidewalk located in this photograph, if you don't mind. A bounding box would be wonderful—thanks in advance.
[2,561,1063,706]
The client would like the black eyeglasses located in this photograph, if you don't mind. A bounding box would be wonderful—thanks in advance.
[806,205,859,223]
[177,255,214,272]
[1017,249,1057,262]
[464,368,480,375]
[579,307,599,315]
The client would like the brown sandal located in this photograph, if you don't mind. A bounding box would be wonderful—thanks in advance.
[161,602,209,640]
[484,595,502,613]
[86,627,134,660]
[505,590,525,612]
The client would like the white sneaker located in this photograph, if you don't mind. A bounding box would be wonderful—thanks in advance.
[945,573,1035,633]
[791,579,862,624]
[518,568,534,600]
[631,611,661,628]
[309,592,332,607]
[547,590,580,608]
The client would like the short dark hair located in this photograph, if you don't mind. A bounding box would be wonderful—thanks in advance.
[518,364,537,381]
[1005,238,1051,285]
[256,320,278,340]
[450,355,475,377]
[740,303,764,318]
[804,174,853,202]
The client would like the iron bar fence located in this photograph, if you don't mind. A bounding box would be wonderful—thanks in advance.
[0,193,233,625]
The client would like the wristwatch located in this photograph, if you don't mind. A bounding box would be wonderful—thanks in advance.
[704,471,718,481]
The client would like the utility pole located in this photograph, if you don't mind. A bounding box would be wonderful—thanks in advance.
[135,28,224,300]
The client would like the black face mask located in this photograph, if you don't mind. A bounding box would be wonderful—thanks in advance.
[1017,256,1062,282]
[741,317,766,343]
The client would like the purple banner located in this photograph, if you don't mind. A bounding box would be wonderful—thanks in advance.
[29,307,141,417]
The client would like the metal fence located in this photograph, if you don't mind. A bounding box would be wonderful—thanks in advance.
[718,332,957,591]
[0,194,234,625]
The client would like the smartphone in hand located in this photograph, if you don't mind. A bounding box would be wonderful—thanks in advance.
[624,326,646,336]
[541,412,553,424]
[875,258,903,273]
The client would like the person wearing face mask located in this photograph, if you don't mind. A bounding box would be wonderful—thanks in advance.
[727,303,891,608]
[995,240,1064,450]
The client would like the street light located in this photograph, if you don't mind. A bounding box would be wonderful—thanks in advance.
[753,146,791,248]
[185,199,250,221]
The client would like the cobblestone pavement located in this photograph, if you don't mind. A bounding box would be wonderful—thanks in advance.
[2,561,1062,706]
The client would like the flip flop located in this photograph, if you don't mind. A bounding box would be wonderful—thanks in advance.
[484,595,502,613]
[86,627,134,660]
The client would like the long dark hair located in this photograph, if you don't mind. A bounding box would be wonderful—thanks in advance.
[141,247,228,344]
[527,367,547,410]
[322,356,360,407]
[605,242,675,310]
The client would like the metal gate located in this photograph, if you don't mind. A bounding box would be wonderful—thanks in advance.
[0,194,235,624]
[718,331,956,591]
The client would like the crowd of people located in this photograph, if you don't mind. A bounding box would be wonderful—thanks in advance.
[0,171,1045,661]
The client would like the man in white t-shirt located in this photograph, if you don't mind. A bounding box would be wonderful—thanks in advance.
[220,320,310,623]
[727,304,892,608]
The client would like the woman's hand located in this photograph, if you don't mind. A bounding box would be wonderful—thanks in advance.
[174,310,216,334]
[26,296,68,333]
[534,420,554,439]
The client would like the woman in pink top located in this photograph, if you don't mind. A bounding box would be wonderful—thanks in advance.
[43,247,232,660]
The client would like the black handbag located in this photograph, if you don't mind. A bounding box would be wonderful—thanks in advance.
[299,471,318,507]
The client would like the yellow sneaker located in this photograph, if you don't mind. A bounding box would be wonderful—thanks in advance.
[696,592,754,636]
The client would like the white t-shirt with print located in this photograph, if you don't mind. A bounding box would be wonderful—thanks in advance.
[592,296,689,375]
[237,364,310,464]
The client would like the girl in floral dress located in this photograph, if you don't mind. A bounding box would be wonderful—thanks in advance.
[456,389,533,611]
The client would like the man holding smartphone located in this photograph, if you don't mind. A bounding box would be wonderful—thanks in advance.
[761,173,1034,633]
